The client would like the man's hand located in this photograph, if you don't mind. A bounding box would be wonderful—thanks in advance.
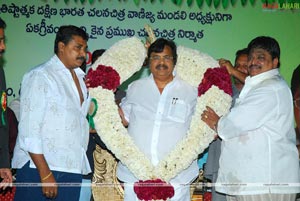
[219,58,235,75]
[201,106,220,132]
[0,168,12,190]
[41,171,58,199]
[219,58,247,83]
[29,153,58,199]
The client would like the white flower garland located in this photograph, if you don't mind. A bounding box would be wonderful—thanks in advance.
[89,37,232,181]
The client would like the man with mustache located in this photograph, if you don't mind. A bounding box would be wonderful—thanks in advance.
[0,17,13,191]
[118,38,199,200]
[12,25,91,201]
[202,36,300,201]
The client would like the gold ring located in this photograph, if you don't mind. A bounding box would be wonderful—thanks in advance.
[204,115,208,119]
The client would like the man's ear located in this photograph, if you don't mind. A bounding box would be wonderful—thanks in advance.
[273,57,279,68]
[58,42,65,54]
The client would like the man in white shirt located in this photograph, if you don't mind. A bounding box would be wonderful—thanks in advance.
[117,38,199,201]
[12,25,91,201]
[201,36,300,201]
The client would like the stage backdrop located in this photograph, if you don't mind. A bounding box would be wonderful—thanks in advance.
[0,0,299,102]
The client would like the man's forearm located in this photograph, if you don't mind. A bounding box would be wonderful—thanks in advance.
[29,153,51,180]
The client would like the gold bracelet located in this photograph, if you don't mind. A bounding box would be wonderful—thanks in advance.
[42,172,52,181]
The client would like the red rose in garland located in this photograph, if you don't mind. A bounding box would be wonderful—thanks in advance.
[203,192,212,201]
[134,179,175,201]
[198,66,233,97]
[86,64,120,91]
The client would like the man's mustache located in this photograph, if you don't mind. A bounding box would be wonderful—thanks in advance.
[155,64,168,70]
[77,56,85,61]
[248,64,261,70]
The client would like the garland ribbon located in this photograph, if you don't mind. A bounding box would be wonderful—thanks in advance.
[87,97,98,130]
[1,91,6,126]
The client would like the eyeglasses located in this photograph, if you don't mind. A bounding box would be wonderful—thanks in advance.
[149,55,174,62]
[294,98,300,109]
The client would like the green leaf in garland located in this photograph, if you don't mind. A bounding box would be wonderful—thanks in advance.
[261,0,267,4]
[206,0,212,7]
[241,0,247,6]
[214,0,221,8]
[187,0,193,6]
[133,0,140,6]
[222,0,229,8]
[196,0,204,7]
[176,0,183,5]
[206,0,212,6]
[278,0,285,7]
[231,0,237,5]
[249,0,255,6]
[287,0,296,3]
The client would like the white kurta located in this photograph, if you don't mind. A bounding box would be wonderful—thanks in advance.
[117,74,199,184]
[216,69,300,195]
[12,55,91,175]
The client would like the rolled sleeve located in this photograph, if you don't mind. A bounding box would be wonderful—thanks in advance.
[22,137,43,154]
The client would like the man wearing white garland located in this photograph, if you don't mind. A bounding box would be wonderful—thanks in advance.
[118,38,199,201]
[202,36,300,201]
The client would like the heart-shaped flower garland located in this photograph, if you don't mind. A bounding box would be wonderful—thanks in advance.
[87,37,232,182]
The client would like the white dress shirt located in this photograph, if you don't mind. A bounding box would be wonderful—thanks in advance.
[117,74,199,184]
[12,55,91,175]
[216,69,300,195]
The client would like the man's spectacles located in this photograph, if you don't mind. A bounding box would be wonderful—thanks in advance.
[149,55,174,62]
[294,98,300,109]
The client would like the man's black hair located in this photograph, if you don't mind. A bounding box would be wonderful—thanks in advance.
[54,25,88,54]
[247,36,280,68]
[0,17,6,29]
[147,38,177,65]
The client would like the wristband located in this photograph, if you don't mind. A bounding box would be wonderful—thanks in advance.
[42,172,52,181]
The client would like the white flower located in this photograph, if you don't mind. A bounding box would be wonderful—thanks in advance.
[175,46,218,87]
[91,37,147,83]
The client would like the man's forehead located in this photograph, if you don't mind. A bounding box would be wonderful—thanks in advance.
[70,35,87,45]
[250,48,268,55]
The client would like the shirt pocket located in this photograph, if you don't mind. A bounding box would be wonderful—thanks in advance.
[167,99,188,123]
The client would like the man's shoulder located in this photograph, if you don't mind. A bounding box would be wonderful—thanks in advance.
[24,56,59,77]
[174,77,197,92]
[260,74,288,91]
[128,76,150,88]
